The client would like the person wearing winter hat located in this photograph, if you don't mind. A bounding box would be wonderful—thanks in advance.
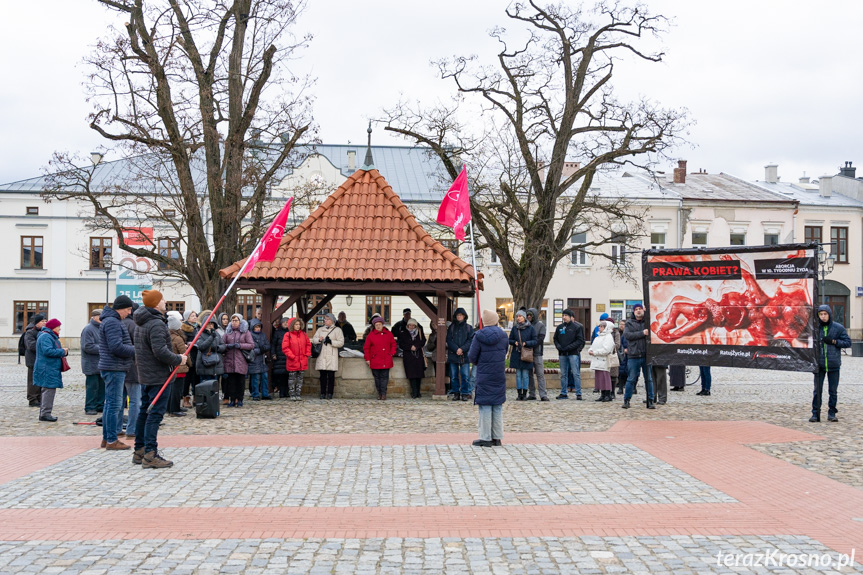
[364,316,396,399]
[468,310,509,447]
[282,317,311,400]
[33,319,68,422]
[23,313,48,407]
[313,312,345,399]
[553,308,585,399]
[591,312,611,394]
[80,308,104,415]
[98,295,137,450]
[398,316,426,399]
[132,289,187,468]
[622,303,655,410]
[447,308,474,400]
[525,307,548,401]
[222,313,254,407]
[122,302,141,441]
[811,304,851,422]
[508,309,537,401]
[166,311,189,416]
[180,309,200,408]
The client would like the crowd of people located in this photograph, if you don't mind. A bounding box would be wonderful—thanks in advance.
[20,297,850,457]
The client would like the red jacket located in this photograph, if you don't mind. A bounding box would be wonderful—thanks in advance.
[282,326,311,372]
[363,327,397,369]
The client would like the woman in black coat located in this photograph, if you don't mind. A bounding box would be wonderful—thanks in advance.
[397,317,426,399]
[271,317,291,398]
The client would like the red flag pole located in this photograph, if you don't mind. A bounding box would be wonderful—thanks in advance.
[469,221,482,328]
[146,199,291,412]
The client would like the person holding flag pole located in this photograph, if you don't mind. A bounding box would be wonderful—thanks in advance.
[133,197,293,468]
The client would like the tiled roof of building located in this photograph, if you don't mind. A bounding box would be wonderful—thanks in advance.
[220,168,479,286]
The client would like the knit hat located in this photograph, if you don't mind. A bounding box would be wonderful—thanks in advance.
[599,313,610,321]
[183,309,197,321]
[562,309,574,317]
[481,309,499,328]
[45,318,61,329]
[372,316,384,325]
[406,317,418,327]
[325,312,337,324]
[166,311,183,330]
[31,314,46,325]
[403,308,411,314]
[112,294,134,310]
[142,289,163,308]
[632,303,644,310]
[515,309,527,320]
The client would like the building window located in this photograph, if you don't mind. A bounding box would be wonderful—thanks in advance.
[831,227,848,263]
[309,294,332,330]
[158,237,180,270]
[763,233,779,246]
[729,233,746,246]
[496,298,513,327]
[610,235,627,267]
[570,232,587,265]
[650,232,666,250]
[440,239,459,255]
[20,236,44,269]
[490,250,499,264]
[164,209,176,218]
[14,301,49,334]
[692,232,707,246]
[165,301,186,314]
[804,225,822,245]
[366,295,391,325]
[236,294,261,320]
[89,237,112,269]
[26,207,38,216]
[88,303,108,319]
[566,298,591,339]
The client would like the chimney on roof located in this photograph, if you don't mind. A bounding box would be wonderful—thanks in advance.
[673,160,687,184]
[840,161,856,179]
[764,164,778,184]
[361,121,375,170]
[819,175,833,198]
[799,174,810,184]
[347,150,356,170]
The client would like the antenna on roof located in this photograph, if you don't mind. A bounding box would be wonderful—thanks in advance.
[361,121,375,170]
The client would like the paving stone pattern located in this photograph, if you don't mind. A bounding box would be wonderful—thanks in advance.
[0,444,733,509]
[1,535,859,574]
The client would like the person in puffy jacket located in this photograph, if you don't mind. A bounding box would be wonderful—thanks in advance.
[34,319,68,422]
[80,308,104,415]
[271,317,291,397]
[282,317,311,401]
[222,313,254,407]
[195,315,226,380]
[553,309,585,399]
[312,313,345,400]
[99,295,137,449]
[23,314,47,407]
[508,310,537,401]
[364,316,397,400]
[811,304,851,422]
[468,310,509,447]
[622,304,654,410]
[447,307,474,401]
[122,303,141,441]
[588,320,617,403]
[248,318,272,400]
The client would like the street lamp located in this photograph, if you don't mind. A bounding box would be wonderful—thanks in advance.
[103,255,113,306]
[345,295,353,307]
[817,247,835,305]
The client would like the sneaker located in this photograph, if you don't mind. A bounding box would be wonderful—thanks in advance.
[808,415,819,422]
[556,394,568,400]
[251,397,261,401]
[696,390,711,396]
[106,440,132,451]
[526,395,537,401]
[142,450,173,469]
[132,447,146,464]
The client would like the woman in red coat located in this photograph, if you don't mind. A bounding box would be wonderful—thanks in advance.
[363,316,397,400]
[281,317,311,401]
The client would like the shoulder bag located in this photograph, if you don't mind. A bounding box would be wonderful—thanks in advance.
[518,329,534,363]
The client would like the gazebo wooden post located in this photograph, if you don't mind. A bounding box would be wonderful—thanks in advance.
[434,291,448,397]
[261,292,275,340]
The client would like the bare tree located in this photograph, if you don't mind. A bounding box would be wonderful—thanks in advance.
[383,1,689,310]
[43,0,314,309]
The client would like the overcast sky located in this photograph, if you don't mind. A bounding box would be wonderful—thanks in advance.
[1,0,861,185]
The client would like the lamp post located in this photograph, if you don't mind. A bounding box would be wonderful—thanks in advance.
[817,247,835,306]
[103,255,113,306]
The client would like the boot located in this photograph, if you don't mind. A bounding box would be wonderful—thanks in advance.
[132,447,146,465]
[595,391,605,402]
[182,396,193,409]
[622,400,630,409]
[381,393,386,400]
[452,393,461,401]
[602,390,613,402]
[326,394,333,400]
[646,398,656,409]
[142,450,173,469]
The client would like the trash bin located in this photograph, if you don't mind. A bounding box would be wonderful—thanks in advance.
[852,341,863,357]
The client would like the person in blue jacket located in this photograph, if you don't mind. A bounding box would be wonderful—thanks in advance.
[811,304,851,422]
[33,319,69,422]
[99,295,137,450]
[468,310,509,447]
[508,309,537,401]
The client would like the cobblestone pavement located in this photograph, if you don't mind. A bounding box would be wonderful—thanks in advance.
[1,535,860,574]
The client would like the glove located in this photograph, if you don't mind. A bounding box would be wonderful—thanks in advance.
[228,343,238,349]
[324,336,332,345]
[825,338,836,345]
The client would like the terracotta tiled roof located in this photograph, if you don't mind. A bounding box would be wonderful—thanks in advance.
[220,169,479,287]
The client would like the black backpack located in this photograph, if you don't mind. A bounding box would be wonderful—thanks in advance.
[17,329,28,356]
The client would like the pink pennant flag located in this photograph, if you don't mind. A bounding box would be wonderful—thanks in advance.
[436,166,471,241]
[243,197,292,274]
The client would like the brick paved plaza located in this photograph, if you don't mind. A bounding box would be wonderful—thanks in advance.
[1,354,862,573]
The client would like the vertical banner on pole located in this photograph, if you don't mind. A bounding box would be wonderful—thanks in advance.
[116,227,154,304]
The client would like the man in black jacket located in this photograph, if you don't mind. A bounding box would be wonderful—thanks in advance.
[99,296,136,450]
[622,304,655,409]
[23,314,46,407]
[811,305,851,422]
[447,308,474,400]
[553,309,585,399]
[132,290,186,468]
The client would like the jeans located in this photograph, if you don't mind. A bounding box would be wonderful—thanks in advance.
[624,357,654,402]
[477,404,503,441]
[85,374,105,412]
[135,383,171,454]
[125,381,141,437]
[515,369,529,390]
[812,369,840,418]
[249,372,270,399]
[101,371,126,443]
[449,362,470,395]
[699,366,712,391]
[468,364,476,394]
[558,354,581,396]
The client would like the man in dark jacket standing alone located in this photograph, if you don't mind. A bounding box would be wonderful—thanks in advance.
[133,290,186,468]
[553,309,585,399]
[99,296,136,450]
[811,305,851,423]
[23,314,47,407]
[622,303,655,410]
[81,309,104,415]
[447,307,474,401]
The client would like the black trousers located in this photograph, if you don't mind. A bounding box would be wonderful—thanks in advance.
[319,370,335,396]
[409,377,422,398]
[813,369,840,418]
[273,373,290,398]
[372,369,390,395]
[225,373,246,402]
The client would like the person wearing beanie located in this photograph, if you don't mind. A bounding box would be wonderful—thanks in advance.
[282,317,311,400]
[80,308,105,415]
[222,313,254,407]
[508,309,537,401]
[398,316,427,399]
[391,308,419,351]
[33,319,68,422]
[469,310,509,447]
[98,295,137,450]
[23,313,48,407]
[167,311,189,416]
[525,307,549,401]
[589,320,617,402]
[590,313,612,394]
[447,308,474,401]
[553,308,585,399]
[122,302,142,441]
[364,316,396,400]
[313,312,345,399]
[336,311,357,343]
[132,290,187,468]
[622,302,655,410]
[180,310,200,408]
[248,317,272,400]
[811,304,851,422]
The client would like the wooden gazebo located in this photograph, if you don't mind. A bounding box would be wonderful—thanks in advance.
[220,157,480,396]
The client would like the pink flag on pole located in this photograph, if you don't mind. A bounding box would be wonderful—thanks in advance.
[436,166,471,241]
[243,197,292,274]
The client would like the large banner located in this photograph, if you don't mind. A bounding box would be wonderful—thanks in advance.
[115,227,154,304]
[644,243,818,372]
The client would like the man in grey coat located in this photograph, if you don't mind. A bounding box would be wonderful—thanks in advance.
[80,309,104,415]
[23,314,47,407]
[526,307,548,401]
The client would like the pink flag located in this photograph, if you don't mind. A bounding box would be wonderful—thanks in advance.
[436,166,471,241]
[243,197,292,274]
